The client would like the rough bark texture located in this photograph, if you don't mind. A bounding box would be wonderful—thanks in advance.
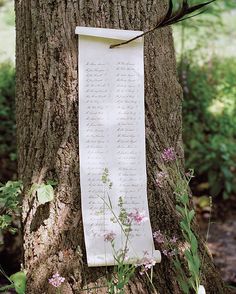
[15,0,228,293]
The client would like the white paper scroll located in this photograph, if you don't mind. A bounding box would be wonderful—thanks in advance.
[76,27,161,267]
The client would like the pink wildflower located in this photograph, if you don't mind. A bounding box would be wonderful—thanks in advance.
[48,272,65,288]
[104,231,116,242]
[136,252,157,275]
[153,230,165,244]
[170,236,178,243]
[162,250,168,256]
[161,147,176,162]
[162,249,175,258]
[155,171,168,188]
[128,209,148,225]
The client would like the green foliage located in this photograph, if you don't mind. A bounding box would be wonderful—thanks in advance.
[100,169,156,293]
[101,167,113,189]
[0,267,26,294]
[10,271,26,294]
[3,6,15,26]
[180,57,236,198]
[0,180,22,209]
[100,178,136,294]
[29,181,56,204]
[108,250,135,294]
[0,180,22,235]
[0,61,16,180]
[172,169,201,293]
[36,184,54,204]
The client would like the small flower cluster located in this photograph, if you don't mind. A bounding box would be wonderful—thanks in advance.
[155,171,168,188]
[153,230,165,244]
[136,252,157,275]
[103,209,148,244]
[48,272,65,288]
[104,231,116,242]
[161,147,176,162]
[128,209,148,225]
[153,230,178,258]
[162,249,176,258]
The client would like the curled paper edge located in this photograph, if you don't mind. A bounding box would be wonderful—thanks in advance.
[198,285,206,294]
[75,26,143,42]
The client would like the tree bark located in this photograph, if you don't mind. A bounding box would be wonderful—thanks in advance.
[15,0,228,293]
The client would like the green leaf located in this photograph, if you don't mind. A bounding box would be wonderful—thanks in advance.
[190,234,198,253]
[176,276,190,294]
[29,183,39,196]
[36,184,54,204]
[193,254,201,272]
[184,249,193,262]
[180,220,189,234]
[176,204,185,216]
[10,271,26,294]
[46,180,58,186]
[188,210,195,223]
[179,194,189,205]
[185,249,199,278]
[0,215,12,231]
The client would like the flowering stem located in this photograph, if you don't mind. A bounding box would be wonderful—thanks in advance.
[144,271,158,294]
[99,194,137,256]
[99,195,128,237]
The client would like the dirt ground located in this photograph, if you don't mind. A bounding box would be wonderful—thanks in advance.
[197,195,236,293]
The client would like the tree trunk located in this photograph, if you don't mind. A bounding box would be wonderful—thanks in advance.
[15,0,228,293]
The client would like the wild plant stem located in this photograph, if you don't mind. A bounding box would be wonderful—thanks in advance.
[0,284,15,292]
[144,271,158,294]
[99,195,128,238]
[0,265,12,284]
[200,197,212,281]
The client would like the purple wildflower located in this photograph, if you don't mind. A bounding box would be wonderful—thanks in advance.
[161,147,176,162]
[162,249,176,258]
[155,171,168,188]
[128,210,148,225]
[170,236,178,243]
[136,252,157,275]
[104,231,116,242]
[48,272,65,288]
[153,230,165,244]
[162,250,168,257]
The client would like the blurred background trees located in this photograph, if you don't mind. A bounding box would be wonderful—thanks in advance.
[174,0,236,201]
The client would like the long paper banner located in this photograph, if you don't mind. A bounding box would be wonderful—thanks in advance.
[76,27,161,267]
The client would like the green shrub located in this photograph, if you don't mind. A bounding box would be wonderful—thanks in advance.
[0,61,16,181]
[3,7,15,26]
[180,57,236,199]
[0,180,22,236]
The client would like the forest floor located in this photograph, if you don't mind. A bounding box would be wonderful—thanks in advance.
[197,195,236,293]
